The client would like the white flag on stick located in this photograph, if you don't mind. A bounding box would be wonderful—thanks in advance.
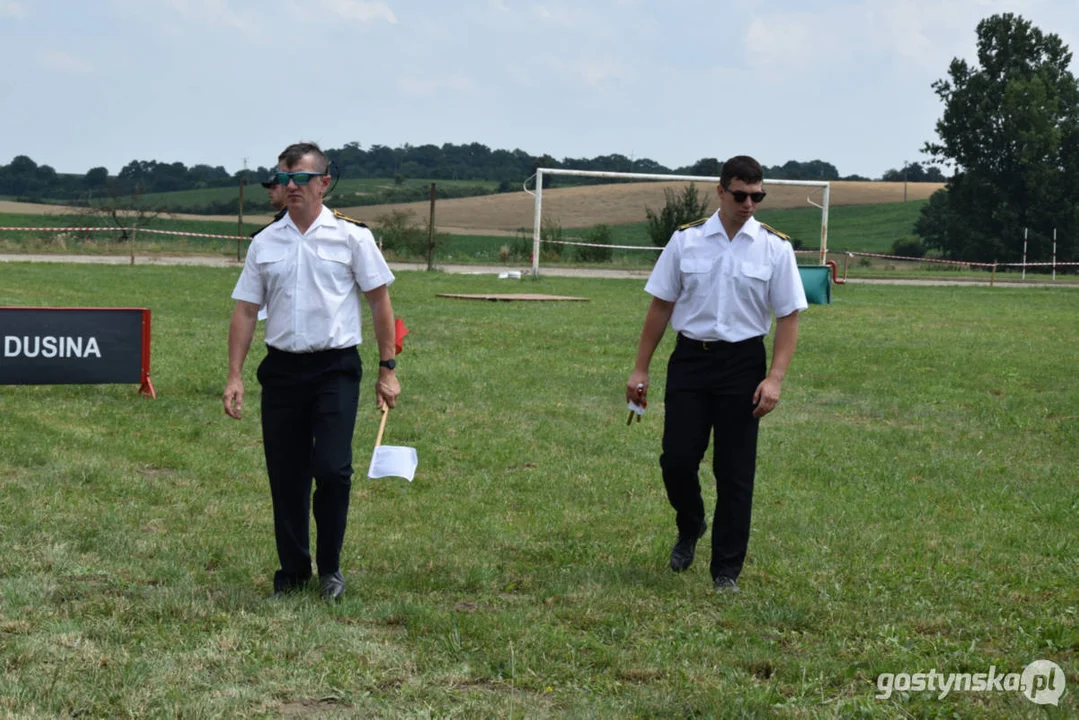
[367,406,418,481]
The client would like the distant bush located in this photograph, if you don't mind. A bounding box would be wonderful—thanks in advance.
[510,229,533,261]
[374,210,428,257]
[540,217,564,260]
[574,224,614,263]
[645,184,710,247]
[891,237,927,258]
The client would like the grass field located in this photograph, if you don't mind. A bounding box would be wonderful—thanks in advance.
[0,265,1075,718]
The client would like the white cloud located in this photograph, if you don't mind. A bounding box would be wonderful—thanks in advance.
[39,51,94,74]
[577,60,623,86]
[283,0,396,26]
[0,0,25,18]
[489,0,509,12]
[533,4,579,29]
[398,73,473,96]
[318,0,396,23]
[169,0,260,35]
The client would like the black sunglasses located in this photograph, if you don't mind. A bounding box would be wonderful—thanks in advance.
[726,189,767,203]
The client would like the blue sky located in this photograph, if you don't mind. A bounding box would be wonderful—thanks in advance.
[1,0,1077,178]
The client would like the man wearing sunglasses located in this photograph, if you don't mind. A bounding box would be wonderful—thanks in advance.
[261,174,288,214]
[626,155,807,595]
[224,141,401,602]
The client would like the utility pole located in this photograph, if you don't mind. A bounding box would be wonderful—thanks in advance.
[903,160,908,202]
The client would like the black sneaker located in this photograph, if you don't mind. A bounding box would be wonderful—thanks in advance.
[319,571,346,602]
[713,576,741,594]
[669,520,707,572]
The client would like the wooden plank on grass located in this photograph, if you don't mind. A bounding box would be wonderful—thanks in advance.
[435,293,588,302]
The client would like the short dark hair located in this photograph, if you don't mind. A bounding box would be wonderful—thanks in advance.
[720,155,764,188]
[279,142,328,173]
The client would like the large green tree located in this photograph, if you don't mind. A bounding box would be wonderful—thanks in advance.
[920,13,1079,262]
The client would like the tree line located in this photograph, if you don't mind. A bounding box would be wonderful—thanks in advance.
[916,12,1078,264]
[0,145,938,204]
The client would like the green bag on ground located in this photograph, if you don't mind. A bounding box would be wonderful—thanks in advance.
[797,266,832,305]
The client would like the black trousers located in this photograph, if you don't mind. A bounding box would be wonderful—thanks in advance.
[661,333,765,581]
[257,345,361,592]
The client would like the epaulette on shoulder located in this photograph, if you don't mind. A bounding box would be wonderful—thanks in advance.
[333,209,367,228]
[249,207,288,238]
[759,221,791,241]
[677,217,708,231]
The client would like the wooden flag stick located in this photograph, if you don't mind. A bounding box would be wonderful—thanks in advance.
[375,405,390,448]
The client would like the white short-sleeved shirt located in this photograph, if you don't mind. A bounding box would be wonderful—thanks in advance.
[232,205,395,352]
[644,212,808,342]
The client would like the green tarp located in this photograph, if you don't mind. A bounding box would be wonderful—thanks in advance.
[798,266,832,305]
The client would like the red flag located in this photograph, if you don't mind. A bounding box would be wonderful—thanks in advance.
[394,318,409,355]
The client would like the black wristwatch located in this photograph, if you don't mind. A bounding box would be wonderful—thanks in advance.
[378,358,396,370]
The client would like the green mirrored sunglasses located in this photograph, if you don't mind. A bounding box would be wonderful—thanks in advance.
[274,171,326,186]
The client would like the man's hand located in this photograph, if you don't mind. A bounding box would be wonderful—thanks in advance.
[752,376,782,418]
[626,370,649,405]
[223,376,245,419]
[376,370,401,409]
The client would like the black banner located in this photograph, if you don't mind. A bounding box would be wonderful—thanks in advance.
[0,308,145,386]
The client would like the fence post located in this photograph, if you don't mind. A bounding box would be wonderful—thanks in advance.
[1022,227,1028,280]
[990,261,997,287]
[130,223,137,266]
[237,179,245,262]
[427,183,436,272]
[1052,228,1057,281]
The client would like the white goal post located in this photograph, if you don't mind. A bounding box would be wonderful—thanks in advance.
[526,168,831,277]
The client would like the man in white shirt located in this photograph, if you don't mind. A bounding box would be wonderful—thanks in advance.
[223,142,401,601]
[626,155,807,594]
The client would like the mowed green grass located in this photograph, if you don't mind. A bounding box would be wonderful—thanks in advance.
[0,264,1075,718]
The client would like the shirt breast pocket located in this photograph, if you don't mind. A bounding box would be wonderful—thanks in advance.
[256,247,289,283]
[680,256,717,294]
[316,245,355,290]
[736,262,773,301]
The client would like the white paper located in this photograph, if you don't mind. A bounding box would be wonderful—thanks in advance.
[368,445,418,481]
[628,400,646,416]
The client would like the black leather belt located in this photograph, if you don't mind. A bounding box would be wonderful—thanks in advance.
[676,333,763,351]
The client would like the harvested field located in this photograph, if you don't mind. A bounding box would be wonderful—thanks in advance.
[2,181,944,235]
[334,180,944,233]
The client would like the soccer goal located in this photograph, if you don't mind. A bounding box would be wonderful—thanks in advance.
[524,168,831,277]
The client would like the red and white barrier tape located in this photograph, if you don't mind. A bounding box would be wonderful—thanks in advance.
[546,237,661,251]
[843,251,1079,268]
[844,251,993,267]
[0,225,248,240]
[2,226,1075,267]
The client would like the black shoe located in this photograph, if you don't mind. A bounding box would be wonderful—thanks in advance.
[319,571,346,602]
[669,520,707,572]
[272,571,311,598]
[713,576,741,594]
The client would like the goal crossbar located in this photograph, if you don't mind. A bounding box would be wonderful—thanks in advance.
[526,168,831,276]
